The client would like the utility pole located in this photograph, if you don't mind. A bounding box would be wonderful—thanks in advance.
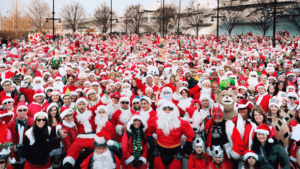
[163,0,165,38]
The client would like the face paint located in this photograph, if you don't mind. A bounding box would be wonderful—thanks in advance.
[212,105,223,121]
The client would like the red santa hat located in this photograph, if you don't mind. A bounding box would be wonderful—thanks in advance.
[76,97,88,105]
[51,90,60,96]
[288,91,298,101]
[243,150,258,161]
[86,89,96,97]
[1,79,12,86]
[238,85,247,91]
[60,106,73,119]
[0,110,14,124]
[119,95,130,104]
[140,96,151,104]
[1,96,14,105]
[33,89,45,99]
[33,111,48,121]
[91,81,100,86]
[94,130,114,147]
[201,80,211,87]
[255,83,265,91]
[237,99,253,111]
[254,124,274,143]
[126,113,147,133]
[46,103,58,113]
[96,105,108,114]
[54,74,62,80]
[16,102,27,112]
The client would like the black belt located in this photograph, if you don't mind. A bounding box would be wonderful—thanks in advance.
[82,132,95,135]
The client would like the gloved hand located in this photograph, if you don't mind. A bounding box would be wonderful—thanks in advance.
[153,148,160,157]
[174,151,184,160]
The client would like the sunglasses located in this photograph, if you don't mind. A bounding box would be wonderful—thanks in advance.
[36,118,47,122]
[133,102,139,105]
[163,106,174,111]
[3,101,12,105]
[121,102,129,105]
[65,114,73,118]
[182,83,188,86]
[0,67,5,68]
[237,97,244,99]
[18,109,27,112]
[0,161,6,164]
[163,92,171,94]
[289,97,297,100]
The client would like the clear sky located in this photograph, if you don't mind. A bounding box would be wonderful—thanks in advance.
[0,0,216,17]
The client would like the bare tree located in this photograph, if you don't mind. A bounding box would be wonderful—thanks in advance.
[60,2,85,33]
[125,4,146,35]
[184,0,212,36]
[246,0,274,36]
[286,1,300,33]
[26,0,51,31]
[154,4,177,36]
[172,0,185,35]
[219,1,244,35]
[94,2,116,33]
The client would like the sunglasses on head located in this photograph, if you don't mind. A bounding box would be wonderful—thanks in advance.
[3,101,12,105]
[36,118,46,122]
[133,102,139,105]
[18,109,27,112]
[163,106,174,111]
[121,102,129,105]
[237,97,244,99]
[289,97,297,100]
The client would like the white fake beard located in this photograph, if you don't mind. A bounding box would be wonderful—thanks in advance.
[201,87,211,98]
[54,82,64,92]
[121,89,132,98]
[248,78,259,87]
[95,114,108,132]
[32,83,43,91]
[59,68,66,77]
[119,108,132,125]
[78,66,85,72]
[157,110,180,136]
[92,150,116,169]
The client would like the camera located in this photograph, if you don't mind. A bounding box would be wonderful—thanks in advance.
[15,144,23,158]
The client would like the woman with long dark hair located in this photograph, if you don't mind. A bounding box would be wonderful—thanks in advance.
[47,90,63,109]
[273,81,286,96]
[242,151,260,169]
[131,78,138,95]
[16,93,29,105]
[251,124,290,169]
[22,112,53,169]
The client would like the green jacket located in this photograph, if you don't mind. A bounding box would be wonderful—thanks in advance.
[256,143,290,169]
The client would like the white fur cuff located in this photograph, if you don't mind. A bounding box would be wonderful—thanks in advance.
[116,125,123,136]
[139,157,147,164]
[56,125,62,138]
[231,151,241,160]
[63,156,75,166]
[125,155,135,164]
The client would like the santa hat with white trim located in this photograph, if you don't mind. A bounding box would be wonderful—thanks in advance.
[1,96,14,105]
[238,85,247,91]
[16,101,27,112]
[237,99,254,111]
[33,111,48,121]
[1,79,12,86]
[243,150,258,161]
[119,95,130,104]
[126,113,147,133]
[60,106,73,119]
[96,105,108,114]
[94,130,114,147]
[255,83,265,91]
[288,91,298,101]
[76,97,88,105]
[254,124,274,143]
[46,103,58,113]
[33,89,45,99]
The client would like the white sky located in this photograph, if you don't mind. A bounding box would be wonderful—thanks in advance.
[0,0,217,17]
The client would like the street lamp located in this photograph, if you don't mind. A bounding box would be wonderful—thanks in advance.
[261,1,284,47]
[46,0,61,41]
[108,0,118,38]
[210,0,225,42]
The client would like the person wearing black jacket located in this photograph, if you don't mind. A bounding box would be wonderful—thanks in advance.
[22,111,54,169]
[185,71,198,89]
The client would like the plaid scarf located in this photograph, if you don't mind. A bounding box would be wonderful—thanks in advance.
[133,128,142,159]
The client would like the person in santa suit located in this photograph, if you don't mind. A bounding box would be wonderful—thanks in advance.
[205,103,244,169]
[173,81,193,117]
[9,61,21,76]
[190,80,216,102]
[0,96,17,119]
[105,92,121,120]
[288,107,300,166]
[122,113,148,169]
[0,79,18,109]
[248,71,259,87]
[111,96,135,146]
[26,89,48,118]
[0,64,14,81]
[255,83,272,114]
[80,130,121,169]
[231,99,254,141]
[138,96,157,126]
[19,76,45,104]
[146,101,195,169]
[94,105,115,138]
[135,68,159,95]
[21,111,53,169]
[205,145,228,169]
[7,102,34,169]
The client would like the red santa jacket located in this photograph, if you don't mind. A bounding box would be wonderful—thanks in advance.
[7,117,34,145]
[60,121,78,153]
[73,109,96,138]
[289,119,300,162]
[138,108,157,126]
[146,117,195,147]
[205,118,244,158]
[0,91,18,108]
[111,108,135,143]
[0,71,14,79]
[188,152,211,169]
[19,88,36,104]
[95,120,115,140]
[27,100,48,118]
[205,162,228,169]
[256,93,272,114]
[135,78,159,95]
[80,151,121,169]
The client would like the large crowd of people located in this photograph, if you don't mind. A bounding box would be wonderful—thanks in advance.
[0,30,298,169]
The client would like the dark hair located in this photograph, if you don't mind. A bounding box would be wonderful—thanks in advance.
[33,116,50,140]
[251,133,279,156]
[180,88,190,97]
[267,107,282,119]
[192,151,207,162]
[17,93,29,103]
[251,107,270,126]
[88,64,94,71]
[274,81,286,96]
[131,78,138,95]
[244,156,260,169]
[47,106,60,126]
[296,109,300,124]
[48,94,63,107]
[267,85,275,96]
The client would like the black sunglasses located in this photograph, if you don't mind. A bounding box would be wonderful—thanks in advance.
[36,118,47,122]
[65,114,73,118]
[3,101,12,105]
[121,102,129,105]
[237,97,244,99]
[289,97,297,100]
[18,109,27,112]
[163,106,174,111]
[133,102,139,105]
[0,161,6,164]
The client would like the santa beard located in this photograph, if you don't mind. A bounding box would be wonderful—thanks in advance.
[248,78,259,87]
[119,108,132,125]
[121,89,132,98]
[201,87,212,99]
[59,68,66,77]
[78,66,85,72]
[54,82,64,92]
[157,110,181,136]
[92,150,116,169]
[95,114,108,132]
[32,83,43,91]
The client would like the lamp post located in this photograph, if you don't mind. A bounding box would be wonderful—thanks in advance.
[210,0,225,42]
[108,0,118,39]
[46,0,61,41]
[261,1,283,47]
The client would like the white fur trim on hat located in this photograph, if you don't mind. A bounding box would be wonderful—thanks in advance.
[202,80,211,87]
[91,81,99,86]
[132,98,140,103]
[145,86,153,93]
[46,103,58,113]
[60,108,73,119]
[1,79,12,86]
[140,96,151,104]
[243,152,258,161]
[51,90,60,96]
[34,111,48,120]
[119,96,130,103]
[17,105,28,111]
[254,128,269,135]
[127,114,147,133]
[76,98,88,105]
[86,89,96,96]
[238,86,247,91]
[94,136,106,145]
[96,105,108,114]
[24,75,33,80]
[2,98,14,105]
[33,92,45,99]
